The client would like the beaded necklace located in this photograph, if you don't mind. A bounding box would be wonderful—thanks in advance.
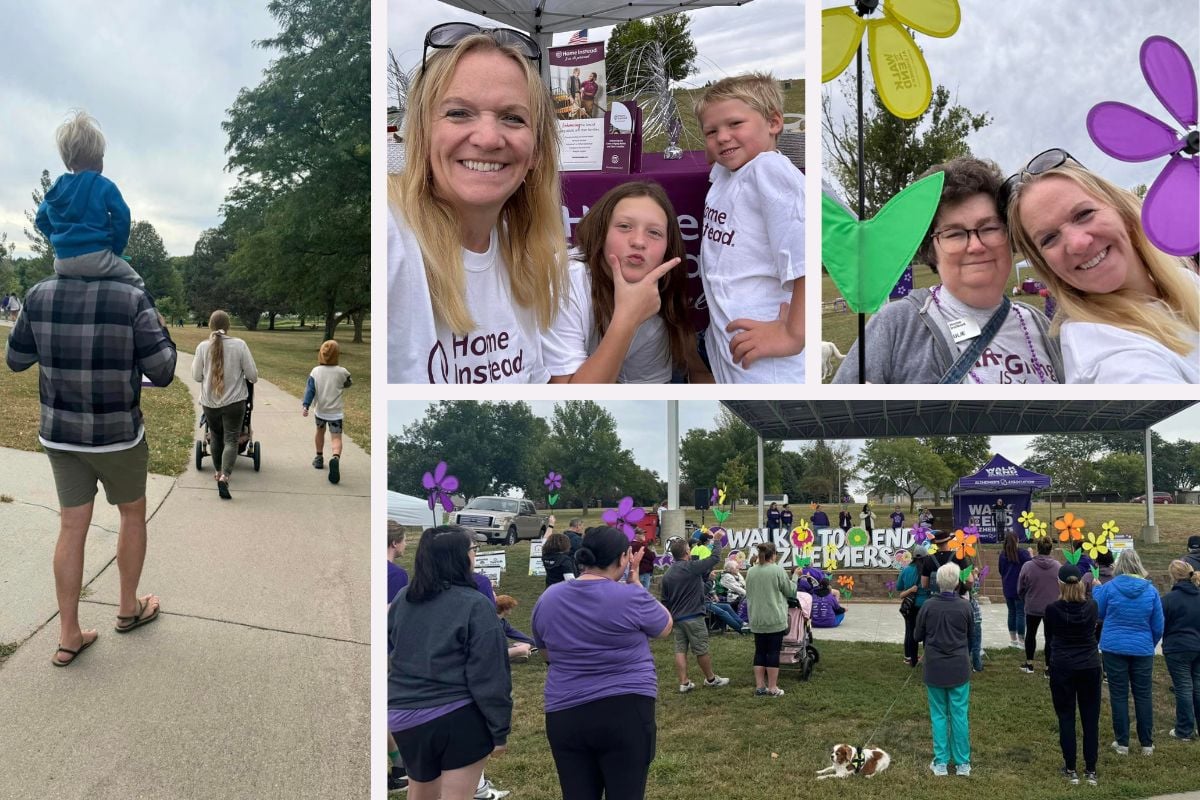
[930,286,1049,384]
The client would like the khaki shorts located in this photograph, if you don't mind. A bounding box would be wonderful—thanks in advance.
[45,438,149,508]
[673,616,710,655]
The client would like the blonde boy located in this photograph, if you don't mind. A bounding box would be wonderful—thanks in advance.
[302,339,352,484]
[695,74,805,383]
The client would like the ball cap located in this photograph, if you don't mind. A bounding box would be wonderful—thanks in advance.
[1058,563,1082,584]
[1187,535,1200,552]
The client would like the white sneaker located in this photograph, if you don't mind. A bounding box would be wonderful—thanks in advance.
[1141,745,1154,756]
[1009,641,1022,648]
[1111,742,1129,755]
[765,687,785,697]
[956,764,971,777]
[474,780,511,800]
[679,680,695,693]
[929,761,948,777]
[703,675,730,688]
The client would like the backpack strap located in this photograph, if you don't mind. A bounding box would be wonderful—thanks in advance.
[938,296,1011,384]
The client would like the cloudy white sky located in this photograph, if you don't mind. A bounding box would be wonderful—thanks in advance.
[821,0,1200,198]
[389,0,805,91]
[389,400,1200,498]
[0,3,278,258]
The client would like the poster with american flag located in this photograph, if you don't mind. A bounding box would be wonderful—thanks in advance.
[568,29,588,45]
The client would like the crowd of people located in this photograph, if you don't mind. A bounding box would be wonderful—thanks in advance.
[387,523,1200,797]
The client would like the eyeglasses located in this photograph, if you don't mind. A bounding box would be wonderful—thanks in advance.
[468,544,479,552]
[423,22,542,72]
[997,148,1082,220]
[931,222,1008,254]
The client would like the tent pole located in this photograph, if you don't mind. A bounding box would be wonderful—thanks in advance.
[757,435,765,531]
[1141,427,1159,543]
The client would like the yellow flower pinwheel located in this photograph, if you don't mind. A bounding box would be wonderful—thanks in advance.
[717,486,727,506]
[1018,510,1038,529]
[1055,513,1086,542]
[822,0,961,119]
[1101,520,1120,538]
[1082,531,1109,559]
[1028,519,1048,540]
[824,555,839,572]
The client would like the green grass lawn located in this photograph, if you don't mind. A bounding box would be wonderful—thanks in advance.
[820,263,1049,382]
[0,340,195,476]
[388,536,1199,800]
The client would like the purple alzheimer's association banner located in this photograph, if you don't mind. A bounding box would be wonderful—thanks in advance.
[951,454,1051,543]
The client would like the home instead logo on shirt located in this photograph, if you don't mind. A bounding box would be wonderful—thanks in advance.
[702,204,737,246]
[427,329,525,383]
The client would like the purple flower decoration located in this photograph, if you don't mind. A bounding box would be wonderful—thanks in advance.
[422,461,458,513]
[963,524,979,538]
[709,487,719,507]
[911,525,930,544]
[1088,36,1198,256]
[543,471,563,491]
[654,553,674,569]
[602,496,647,541]
[708,526,729,548]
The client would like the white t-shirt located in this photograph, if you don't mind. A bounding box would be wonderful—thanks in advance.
[1059,271,1200,383]
[927,286,1058,384]
[387,209,549,384]
[307,364,351,420]
[700,150,805,384]
[541,258,673,383]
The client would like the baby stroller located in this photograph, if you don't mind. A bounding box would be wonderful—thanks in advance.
[195,381,261,472]
[780,591,819,680]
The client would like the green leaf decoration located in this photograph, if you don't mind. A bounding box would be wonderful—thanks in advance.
[1090,565,1100,580]
[1063,548,1082,565]
[959,566,973,583]
[821,171,945,314]
[713,508,731,524]
[547,493,559,507]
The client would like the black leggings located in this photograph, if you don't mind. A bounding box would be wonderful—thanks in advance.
[1049,666,1102,772]
[546,693,656,800]
[903,611,918,663]
[753,629,787,668]
[1025,614,1047,665]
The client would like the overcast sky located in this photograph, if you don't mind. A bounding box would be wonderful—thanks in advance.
[389,400,1200,498]
[821,0,1200,199]
[389,0,805,93]
[0,2,278,259]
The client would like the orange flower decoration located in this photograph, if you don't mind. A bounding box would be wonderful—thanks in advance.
[1055,512,1085,542]
[951,529,977,559]
[837,575,855,591]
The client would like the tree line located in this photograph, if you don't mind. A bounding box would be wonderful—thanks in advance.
[0,0,368,343]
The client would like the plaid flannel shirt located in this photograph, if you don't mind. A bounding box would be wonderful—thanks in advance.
[5,273,176,449]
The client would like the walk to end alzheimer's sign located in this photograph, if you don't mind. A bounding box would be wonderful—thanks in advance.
[727,527,925,569]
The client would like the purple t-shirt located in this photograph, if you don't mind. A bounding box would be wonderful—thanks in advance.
[388,699,471,733]
[474,571,496,606]
[531,578,669,713]
[387,561,409,605]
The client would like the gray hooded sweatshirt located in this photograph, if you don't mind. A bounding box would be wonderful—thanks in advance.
[1018,554,1063,616]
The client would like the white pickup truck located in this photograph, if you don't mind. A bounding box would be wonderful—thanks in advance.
[454,496,548,545]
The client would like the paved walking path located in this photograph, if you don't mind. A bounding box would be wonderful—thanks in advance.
[0,351,369,799]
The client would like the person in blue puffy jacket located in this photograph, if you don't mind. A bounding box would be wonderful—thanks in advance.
[1093,549,1164,756]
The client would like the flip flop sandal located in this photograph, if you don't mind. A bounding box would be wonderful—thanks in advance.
[52,633,96,667]
[217,479,232,500]
[115,597,161,633]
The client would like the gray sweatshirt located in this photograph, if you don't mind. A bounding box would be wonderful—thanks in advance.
[661,547,723,620]
[832,288,1063,384]
[1018,555,1063,616]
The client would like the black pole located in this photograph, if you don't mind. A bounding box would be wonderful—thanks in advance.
[856,41,866,384]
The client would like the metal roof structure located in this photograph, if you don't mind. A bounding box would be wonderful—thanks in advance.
[721,401,1196,441]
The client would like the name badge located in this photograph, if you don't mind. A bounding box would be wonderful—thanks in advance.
[947,317,982,343]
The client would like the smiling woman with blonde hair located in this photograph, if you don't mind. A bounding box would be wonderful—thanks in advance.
[388,26,567,384]
[1003,150,1200,384]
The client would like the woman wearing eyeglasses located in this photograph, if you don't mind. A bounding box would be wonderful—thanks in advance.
[1004,149,1199,384]
[833,157,1063,384]
[388,525,511,800]
[388,24,567,384]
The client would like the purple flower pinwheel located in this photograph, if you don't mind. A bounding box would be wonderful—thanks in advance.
[911,525,930,544]
[963,524,979,538]
[708,526,729,548]
[1088,35,1198,256]
[602,496,647,541]
[421,461,458,513]
[654,553,674,569]
[709,487,719,508]
[543,471,563,491]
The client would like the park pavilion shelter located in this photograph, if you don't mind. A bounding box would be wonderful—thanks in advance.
[678,401,1197,542]
[951,454,1051,543]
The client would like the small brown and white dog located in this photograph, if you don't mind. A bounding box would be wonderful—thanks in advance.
[815,744,891,779]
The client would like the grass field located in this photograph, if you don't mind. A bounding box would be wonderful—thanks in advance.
[387,531,1199,800]
[820,263,1050,382]
[641,79,805,154]
[0,339,195,476]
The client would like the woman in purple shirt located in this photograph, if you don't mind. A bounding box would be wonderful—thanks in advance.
[532,526,673,799]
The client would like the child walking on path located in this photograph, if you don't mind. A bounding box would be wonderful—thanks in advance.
[36,111,143,289]
[302,339,352,484]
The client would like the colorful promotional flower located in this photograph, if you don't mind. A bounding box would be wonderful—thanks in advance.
[910,525,931,544]
[1018,510,1038,529]
[837,575,855,591]
[1082,531,1110,560]
[1055,513,1085,542]
[846,526,870,547]
[709,526,729,548]
[951,529,977,560]
[602,496,647,541]
[823,555,839,572]
[543,471,562,491]
[790,524,814,550]
[822,0,961,119]
[717,486,727,506]
[1102,520,1120,538]
[885,579,897,597]
[1087,36,1199,256]
[893,549,912,569]
[710,487,720,508]
[421,461,458,513]
[975,565,989,592]
[654,553,674,569]
[1027,519,1049,540]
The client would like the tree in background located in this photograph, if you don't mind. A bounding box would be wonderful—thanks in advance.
[921,435,991,502]
[823,81,991,217]
[221,0,369,341]
[540,401,637,513]
[125,221,183,304]
[797,439,856,504]
[20,170,55,288]
[605,13,698,96]
[857,439,952,511]
[1094,452,1146,499]
[1024,434,1104,506]
[0,233,15,293]
[680,407,783,502]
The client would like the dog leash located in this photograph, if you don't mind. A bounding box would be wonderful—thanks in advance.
[859,665,916,750]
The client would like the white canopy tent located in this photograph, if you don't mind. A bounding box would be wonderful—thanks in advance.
[387,490,433,527]
[436,0,756,82]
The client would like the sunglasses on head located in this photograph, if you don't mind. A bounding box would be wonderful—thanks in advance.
[422,22,542,72]
[997,148,1083,221]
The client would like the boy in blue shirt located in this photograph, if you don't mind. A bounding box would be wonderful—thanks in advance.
[36,111,142,287]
